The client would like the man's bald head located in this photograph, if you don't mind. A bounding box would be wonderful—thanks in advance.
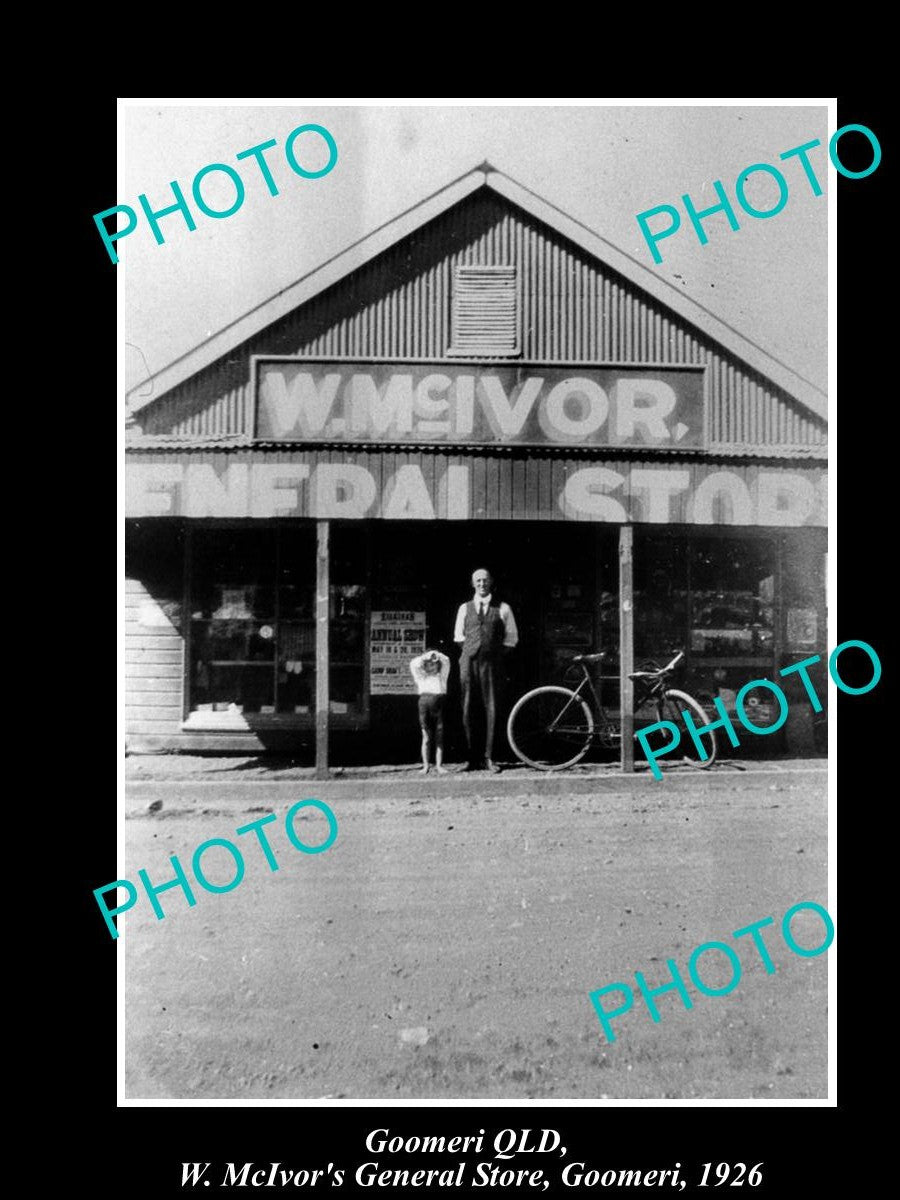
[471,569,493,597]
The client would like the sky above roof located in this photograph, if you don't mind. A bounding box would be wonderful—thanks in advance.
[117,101,829,404]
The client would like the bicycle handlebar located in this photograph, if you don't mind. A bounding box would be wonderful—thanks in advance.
[576,649,684,674]
[627,649,685,683]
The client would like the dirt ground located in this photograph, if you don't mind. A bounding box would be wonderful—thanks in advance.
[121,759,829,1100]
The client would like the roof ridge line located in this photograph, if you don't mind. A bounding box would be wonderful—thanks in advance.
[487,168,826,399]
[128,165,492,400]
[126,163,827,426]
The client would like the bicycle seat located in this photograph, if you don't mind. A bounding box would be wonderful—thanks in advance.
[572,652,606,664]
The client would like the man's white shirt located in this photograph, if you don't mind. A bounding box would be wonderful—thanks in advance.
[453,596,519,648]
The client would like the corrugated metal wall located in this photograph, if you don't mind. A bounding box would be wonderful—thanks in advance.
[137,190,825,450]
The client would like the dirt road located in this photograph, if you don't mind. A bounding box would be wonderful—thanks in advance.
[121,762,828,1100]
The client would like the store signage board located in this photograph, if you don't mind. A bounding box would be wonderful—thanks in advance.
[125,456,826,527]
[254,359,705,449]
[369,611,427,695]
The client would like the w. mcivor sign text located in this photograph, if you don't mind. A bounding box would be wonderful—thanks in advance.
[255,360,705,448]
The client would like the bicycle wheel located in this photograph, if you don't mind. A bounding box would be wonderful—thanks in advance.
[507,686,594,770]
[657,688,717,768]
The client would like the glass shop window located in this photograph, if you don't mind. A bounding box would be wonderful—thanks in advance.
[635,537,689,664]
[540,531,608,685]
[328,527,368,718]
[781,529,825,653]
[189,527,369,722]
[277,527,317,715]
[189,529,278,716]
[778,528,827,720]
[690,537,775,662]
[189,527,320,719]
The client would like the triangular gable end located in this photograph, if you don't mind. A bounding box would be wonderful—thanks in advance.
[128,167,826,453]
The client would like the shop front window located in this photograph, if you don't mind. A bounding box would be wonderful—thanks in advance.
[187,526,368,723]
[634,531,783,729]
[778,527,827,734]
[688,536,780,729]
[328,527,368,717]
[189,529,279,716]
[543,563,595,683]
[690,538,775,662]
[781,529,826,654]
[276,527,317,715]
[635,537,689,664]
[540,530,617,688]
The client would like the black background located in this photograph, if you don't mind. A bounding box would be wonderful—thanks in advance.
[64,93,890,1193]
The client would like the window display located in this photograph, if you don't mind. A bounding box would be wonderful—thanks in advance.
[690,538,775,661]
[189,530,277,716]
[187,526,368,723]
[539,533,617,686]
[635,537,688,663]
[327,529,369,716]
[781,529,826,654]
[634,531,792,727]
[636,534,777,666]
[275,527,316,714]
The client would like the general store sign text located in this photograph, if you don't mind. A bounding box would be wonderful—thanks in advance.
[255,360,705,449]
[125,457,826,526]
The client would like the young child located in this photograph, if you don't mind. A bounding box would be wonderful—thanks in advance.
[409,648,450,774]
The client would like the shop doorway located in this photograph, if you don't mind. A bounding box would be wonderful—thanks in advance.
[364,521,619,764]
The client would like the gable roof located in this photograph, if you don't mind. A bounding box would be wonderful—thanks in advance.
[126,164,827,423]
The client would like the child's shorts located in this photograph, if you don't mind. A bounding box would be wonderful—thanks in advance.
[418,693,446,737]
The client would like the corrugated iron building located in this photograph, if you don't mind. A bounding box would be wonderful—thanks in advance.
[124,166,828,768]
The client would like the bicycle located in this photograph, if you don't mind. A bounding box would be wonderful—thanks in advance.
[506,649,716,771]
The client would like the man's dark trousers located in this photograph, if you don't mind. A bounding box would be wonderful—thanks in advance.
[460,600,505,764]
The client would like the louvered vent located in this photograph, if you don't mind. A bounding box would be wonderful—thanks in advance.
[448,265,519,356]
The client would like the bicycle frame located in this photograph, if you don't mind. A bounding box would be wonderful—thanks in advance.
[551,651,684,748]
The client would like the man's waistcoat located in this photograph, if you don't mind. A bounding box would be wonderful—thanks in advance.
[461,601,505,658]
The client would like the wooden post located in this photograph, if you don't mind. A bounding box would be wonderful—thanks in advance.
[619,524,635,772]
[182,522,192,722]
[315,520,330,779]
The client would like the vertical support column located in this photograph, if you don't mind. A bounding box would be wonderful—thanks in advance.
[315,519,330,780]
[619,524,635,772]
[772,532,784,672]
[182,522,192,722]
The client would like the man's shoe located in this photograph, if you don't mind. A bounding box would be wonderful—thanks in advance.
[487,760,501,774]
[463,762,480,772]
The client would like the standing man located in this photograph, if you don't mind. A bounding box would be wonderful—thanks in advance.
[454,568,519,773]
